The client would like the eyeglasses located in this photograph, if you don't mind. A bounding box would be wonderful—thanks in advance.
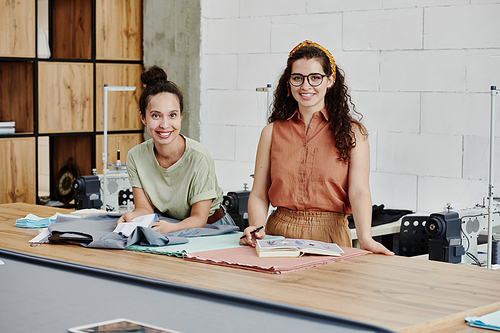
[289,73,328,87]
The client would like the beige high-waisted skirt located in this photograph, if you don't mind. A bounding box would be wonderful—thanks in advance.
[265,207,352,247]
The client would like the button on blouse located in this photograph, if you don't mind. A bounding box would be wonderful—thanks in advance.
[268,108,351,214]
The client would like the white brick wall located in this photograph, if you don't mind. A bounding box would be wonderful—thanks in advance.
[200,0,500,213]
[343,8,423,51]
[424,5,500,49]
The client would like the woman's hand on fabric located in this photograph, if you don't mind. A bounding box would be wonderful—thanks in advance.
[117,211,135,225]
[151,220,178,234]
[117,188,155,225]
[239,226,266,246]
[359,238,394,256]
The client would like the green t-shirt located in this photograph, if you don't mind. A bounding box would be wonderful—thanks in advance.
[126,136,223,220]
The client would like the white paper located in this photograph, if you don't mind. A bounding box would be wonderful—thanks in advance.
[466,309,500,331]
[113,214,156,237]
[29,228,52,243]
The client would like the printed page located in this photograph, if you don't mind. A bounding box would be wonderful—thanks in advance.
[257,239,344,253]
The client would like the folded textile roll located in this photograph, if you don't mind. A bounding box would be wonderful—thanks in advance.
[183,246,371,274]
[127,232,282,258]
[15,213,80,228]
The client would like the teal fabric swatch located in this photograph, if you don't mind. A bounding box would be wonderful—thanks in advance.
[15,213,80,228]
[126,232,283,258]
[466,310,500,331]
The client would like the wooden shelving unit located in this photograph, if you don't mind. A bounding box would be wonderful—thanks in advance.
[0,0,144,205]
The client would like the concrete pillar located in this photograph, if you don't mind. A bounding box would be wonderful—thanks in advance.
[143,0,201,140]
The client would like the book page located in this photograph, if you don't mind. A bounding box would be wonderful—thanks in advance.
[257,239,344,254]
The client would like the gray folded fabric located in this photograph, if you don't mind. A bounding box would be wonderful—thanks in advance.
[47,213,239,249]
[47,214,184,249]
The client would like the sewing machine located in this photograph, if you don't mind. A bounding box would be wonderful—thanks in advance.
[73,85,136,213]
[424,205,500,265]
[97,162,133,213]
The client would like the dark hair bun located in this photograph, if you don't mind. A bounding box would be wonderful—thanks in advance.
[141,65,168,85]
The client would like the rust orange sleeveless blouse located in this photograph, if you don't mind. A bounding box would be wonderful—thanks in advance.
[268,108,352,214]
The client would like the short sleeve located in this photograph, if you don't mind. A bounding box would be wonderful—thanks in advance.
[126,149,143,189]
[188,156,219,206]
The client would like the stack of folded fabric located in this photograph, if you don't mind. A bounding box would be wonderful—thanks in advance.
[15,213,79,228]
[466,310,500,331]
[183,246,371,274]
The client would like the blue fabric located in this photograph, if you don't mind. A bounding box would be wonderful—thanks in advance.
[466,310,500,331]
[15,213,80,228]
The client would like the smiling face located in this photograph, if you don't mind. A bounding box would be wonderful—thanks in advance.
[141,92,183,146]
[289,58,333,113]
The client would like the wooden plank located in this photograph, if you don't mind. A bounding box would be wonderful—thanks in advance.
[51,0,92,59]
[0,140,36,204]
[0,0,35,57]
[96,0,143,61]
[0,62,34,133]
[95,63,144,132]
[1,203,499,332]
[38,62,93,133]
[94,133,144,174]
[400,301,500,333]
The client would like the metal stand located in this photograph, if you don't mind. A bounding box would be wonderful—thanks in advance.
[256,84,272,121]
[102,84,136,210]
[488,86,498,269]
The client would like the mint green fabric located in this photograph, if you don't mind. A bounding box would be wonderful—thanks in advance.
[126,136,223,219]
[126,232,284,258]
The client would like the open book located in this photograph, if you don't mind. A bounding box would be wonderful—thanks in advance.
[255,238,344,258]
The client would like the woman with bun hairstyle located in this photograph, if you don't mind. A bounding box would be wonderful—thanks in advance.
[117,66,235,232]
[239,41,393,255]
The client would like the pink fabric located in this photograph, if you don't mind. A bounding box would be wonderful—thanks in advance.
[183,246,371,274]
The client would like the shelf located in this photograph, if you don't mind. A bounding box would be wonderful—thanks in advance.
[38,62,94,133]
[95,133,144,174]
[0,137,36,204]
[50,135,92,202]
[0,61,34,133]
[0,0,144,204]
[96,0,143,61]
[0,1,36,58]
[96,63,144,131]
[50,0,92,60]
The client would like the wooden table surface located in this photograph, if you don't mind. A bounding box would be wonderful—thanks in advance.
[1,203,499,333]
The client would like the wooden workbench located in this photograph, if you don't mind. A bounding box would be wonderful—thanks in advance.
[1,203,499,332]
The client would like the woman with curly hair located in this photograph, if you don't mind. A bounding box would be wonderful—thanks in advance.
[239,41,393,255]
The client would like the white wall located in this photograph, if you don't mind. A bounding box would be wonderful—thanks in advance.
[199,0,500,213]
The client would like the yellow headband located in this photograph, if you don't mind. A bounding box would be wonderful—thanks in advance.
[289,40,336,84]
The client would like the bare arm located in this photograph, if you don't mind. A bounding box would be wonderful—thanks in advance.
[117,187,155,224]
[349,126,394,255]
[150,199,211,233]
[240,123,273,245]
[117,187,211,233]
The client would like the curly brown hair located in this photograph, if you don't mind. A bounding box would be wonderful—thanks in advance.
[270,46,366,162]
